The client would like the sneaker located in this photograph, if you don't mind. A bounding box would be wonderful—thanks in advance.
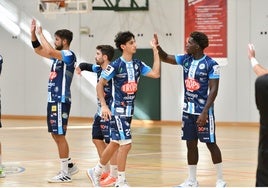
[68,163,79,175]
[115,180,129,187]
[100,171,110,181]
[48,171,72,183]
[100,175,117,187]
[0,166,5,178]
[178,179,199,187]
[216,179,226,187]
[86,168,100,187]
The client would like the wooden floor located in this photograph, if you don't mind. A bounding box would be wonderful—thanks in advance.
[0,118,260,187]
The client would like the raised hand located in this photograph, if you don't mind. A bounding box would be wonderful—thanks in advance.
[31,19,36,34]
[248,43,256,60]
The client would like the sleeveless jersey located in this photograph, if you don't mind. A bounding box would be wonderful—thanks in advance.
[100,56,151,117]
[48,50,76,103]
[175,54,220,115]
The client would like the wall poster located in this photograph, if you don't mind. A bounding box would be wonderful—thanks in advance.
[185,0,227,65]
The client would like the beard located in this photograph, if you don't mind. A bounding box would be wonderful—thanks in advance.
[96,58,104,66]
[55,44,63,50]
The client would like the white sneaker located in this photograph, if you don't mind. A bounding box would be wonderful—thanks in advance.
[48,171,71,183]
[178,179,199,187]
[86,168,100,187]
[216,179,226,187]
[115,180,129,187]
[68,163,79,175]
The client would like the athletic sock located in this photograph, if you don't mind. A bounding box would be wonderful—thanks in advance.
[118,171,126,183]
[94,161,104,176]
[215,162,223,180]
[110,165,118,178]
[188,165,197,181]
[60,158,69,174]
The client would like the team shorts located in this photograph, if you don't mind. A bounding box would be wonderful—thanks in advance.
[109,116,132,145]
[92,113,110,144]
[181,111,216,143]
[47,102,71,135]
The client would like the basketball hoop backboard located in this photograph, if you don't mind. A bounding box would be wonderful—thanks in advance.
[39,0,91,14]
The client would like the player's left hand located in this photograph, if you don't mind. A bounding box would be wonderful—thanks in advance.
[196,113,208,127]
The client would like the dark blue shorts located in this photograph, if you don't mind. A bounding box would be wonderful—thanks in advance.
[110,116,132,141]
[181,111,216,143]
[47,102,71,135]
[92,113,110,144]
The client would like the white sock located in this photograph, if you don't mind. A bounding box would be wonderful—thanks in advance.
[94,161,104,176]
[104,164,110,173]
[188,165,197,181]
[118,171,126,183]
[215,163,223,180]
[60,158,69,174]
[110,165,118,178]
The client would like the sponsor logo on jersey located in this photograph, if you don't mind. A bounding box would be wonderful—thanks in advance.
[186,91,198,99]
[213,65,220,76]
[48,83,56,87]
[50,119,56,125]
[123,95,135,100]
[104,65,114,75]
[54,86,59,93]
[121,82,137,94]
[185,78,200,91]
[62,113,68,119]
[49,71,57,80]
[198,126,209,132]
[100,124,108,130]
[116,107,124,114]
[51,105,57,112]
[199,63,205,70]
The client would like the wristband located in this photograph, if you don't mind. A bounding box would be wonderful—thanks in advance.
[32,40,41,48]
[250,57,259,68]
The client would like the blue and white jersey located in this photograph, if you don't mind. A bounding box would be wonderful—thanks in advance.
[100,56,152,117]
[175,54,220,115]
[89,64,113,116]
[48,50,76,104]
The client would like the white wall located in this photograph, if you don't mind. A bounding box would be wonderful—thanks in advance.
[0,0,264,122]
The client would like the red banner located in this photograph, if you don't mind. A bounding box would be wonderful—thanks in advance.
[185,0,227,58]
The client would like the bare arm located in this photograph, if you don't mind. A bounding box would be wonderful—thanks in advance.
[154,33,177,65]
[248,43,268,76]
[37,26,62,60]
[196,79,219,126]
[145,34,161,78]
[31,19,62,60]
[96,78,111,121]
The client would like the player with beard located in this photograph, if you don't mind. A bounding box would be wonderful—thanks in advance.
[76,45,118,187]
[31,19,78,183]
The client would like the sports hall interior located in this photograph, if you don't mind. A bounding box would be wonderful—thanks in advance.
[0,0,266,187]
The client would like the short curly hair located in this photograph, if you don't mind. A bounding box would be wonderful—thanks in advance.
[190,31,209,50]
[114,31,135,52]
